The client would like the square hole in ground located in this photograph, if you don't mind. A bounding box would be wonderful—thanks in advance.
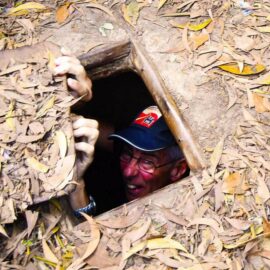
[73,72,189,215]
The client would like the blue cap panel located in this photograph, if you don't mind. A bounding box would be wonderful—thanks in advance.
[109,106,176,151]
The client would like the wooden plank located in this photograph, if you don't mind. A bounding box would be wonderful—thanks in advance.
[78,39,132,79]
[130,39,206,171]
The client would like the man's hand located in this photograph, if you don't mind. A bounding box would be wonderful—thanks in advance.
[72,115,99,179]
[54,47,92,101]
[69,115,99,212]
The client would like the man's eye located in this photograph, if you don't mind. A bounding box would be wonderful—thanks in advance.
[141,159,154,167]
[121,151,132,160]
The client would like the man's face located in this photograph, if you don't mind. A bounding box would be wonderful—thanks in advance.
[120,145,175,201]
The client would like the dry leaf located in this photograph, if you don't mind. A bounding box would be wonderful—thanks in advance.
[7,2,47,16]
[121,2,146,26]
[234,35,255,52]
[56,2,73,24]
[16,133,45,144]
[252,93,269,113]
[27,157,49,173]
[79,213,100,261]
[120,218,152,269]
[158,0,169,10]
[209,137,224,176]
[191,176,203,194]
[123,237,188,260]
[36,95,55,119]
[0,224,9,238]
[262,218,270,235]
[198,228,213,256]
[223,231,267,250]
[123,218,151,244]
[160,208,188,226]
[55,130,67,158]
[84,235,121,267]
[188,217,224,234]
[161,12,190,17]
[97,205,145,229]
[225,217,251,231]
[25,210,39,237]
[172,18,212,31]
[257,171,270,203]
[0,88,33,105]
[84,3,114,18]
[225,82,237,111]
[182,25,192,52]
[255,73,270,85]
[56,167,74,191]
[214,181,224,211]
[155,252,182,268]
[222,172,250,195]
[16,19,35,37]
[42,239,59,264]
[242,108,259,126]
[195,49,223,68]
[68,213,100,270]
[0,64,28,75]
[47,50,56,71]
[256,26,270,33]
[5,100,16,131]
[191,33,209,50]
[218,63,265,76]
[43,154,75,191]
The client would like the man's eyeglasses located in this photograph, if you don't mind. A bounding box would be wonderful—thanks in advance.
[120,149,183,174]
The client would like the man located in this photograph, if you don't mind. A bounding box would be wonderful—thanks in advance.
[55,51,188,216]
[108,105,188,202]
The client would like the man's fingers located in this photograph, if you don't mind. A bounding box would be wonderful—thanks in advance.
[67,78,92,101]
[55,56,80,66]
[75,142,95,156]
[54,55,92,101]
[71,113,82,122]
[61,47,73,56]
[54,56,83,77]
[73,118,99,129]
[67,78,84,95]
[53,62,70,75]
[54,61,84,77]
[73,127,99,143]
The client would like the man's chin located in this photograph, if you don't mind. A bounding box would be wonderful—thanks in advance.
[125,186,146,202]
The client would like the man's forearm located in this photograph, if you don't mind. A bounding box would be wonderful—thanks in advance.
[69,178,89,210]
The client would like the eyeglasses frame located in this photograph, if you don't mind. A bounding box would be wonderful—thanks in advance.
[119,150,185,174]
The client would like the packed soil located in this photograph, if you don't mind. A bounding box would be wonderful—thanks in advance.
[1,0,270,269]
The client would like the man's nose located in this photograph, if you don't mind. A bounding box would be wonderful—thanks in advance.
[123,159,139,177]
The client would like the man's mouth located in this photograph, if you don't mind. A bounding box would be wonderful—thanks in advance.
[127,184,139,189]
[125,183,144,199]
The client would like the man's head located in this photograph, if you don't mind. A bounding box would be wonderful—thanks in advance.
[109,106,188,201]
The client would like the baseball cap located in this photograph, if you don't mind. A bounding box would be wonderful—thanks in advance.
[108,106,177,152]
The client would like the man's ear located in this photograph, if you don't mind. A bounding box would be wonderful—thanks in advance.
[170,160,188,183]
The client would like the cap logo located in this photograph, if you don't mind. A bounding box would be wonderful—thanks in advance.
[134,106,161,128]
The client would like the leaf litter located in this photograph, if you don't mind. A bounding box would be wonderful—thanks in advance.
[1,0,270,269]
[0,41,77,225]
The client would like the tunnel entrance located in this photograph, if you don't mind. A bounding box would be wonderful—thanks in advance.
[74,72,155,214]
[73,71,190,215]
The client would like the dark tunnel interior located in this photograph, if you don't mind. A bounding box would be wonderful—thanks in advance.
[73,72,155,214]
